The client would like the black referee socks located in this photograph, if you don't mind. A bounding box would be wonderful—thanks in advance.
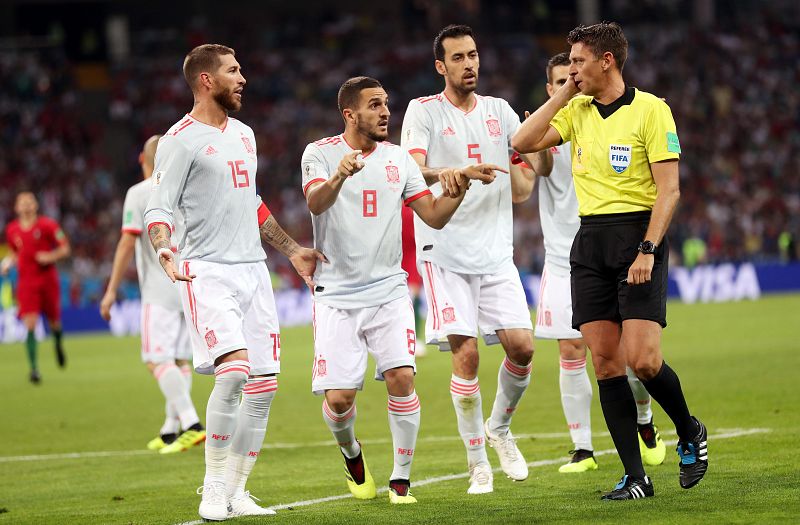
[641,361,698,442]
[598,375,646,479]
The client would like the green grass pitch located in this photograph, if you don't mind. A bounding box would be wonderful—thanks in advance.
[1,294,799,524]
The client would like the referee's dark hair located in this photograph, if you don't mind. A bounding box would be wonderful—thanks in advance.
[567,22,628,71]
[434,24,475,61]
[546,52,571,84]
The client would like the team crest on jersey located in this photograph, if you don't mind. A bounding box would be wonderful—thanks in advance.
[609,144,632,173]
[153,171,164,186]
[205,329,218,349]
[240,135,254,154]
[442,306,456,324]
[317,358,327,378]
[386,164,400,183]
[486,118,502,137]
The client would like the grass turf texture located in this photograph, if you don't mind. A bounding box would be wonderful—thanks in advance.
[1,294,798,524]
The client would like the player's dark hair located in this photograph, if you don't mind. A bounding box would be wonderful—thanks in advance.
[183,44,236,90]
[567,21,628,71]
[433,24,475,61]
[546,52,571,83]
[337,76,383,114]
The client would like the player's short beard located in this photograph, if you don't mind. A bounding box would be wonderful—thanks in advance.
[213,87,241,112]
[357,119,388,142]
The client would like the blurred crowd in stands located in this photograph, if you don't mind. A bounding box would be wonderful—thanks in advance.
[1,3,798,306]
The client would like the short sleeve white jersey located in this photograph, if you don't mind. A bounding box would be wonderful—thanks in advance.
[122,179,183,310]
[301,135,431,309]
[538,142,579,271]
[401,93,521,274]
[144,114,266,264]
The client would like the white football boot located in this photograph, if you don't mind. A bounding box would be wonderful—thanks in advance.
[467,461,494,494]
[484,419,529,481]
[197,482,228,521]
[228,491,277,517]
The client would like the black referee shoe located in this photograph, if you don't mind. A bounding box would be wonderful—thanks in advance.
[677,416,708,489]
[600,475,654,500]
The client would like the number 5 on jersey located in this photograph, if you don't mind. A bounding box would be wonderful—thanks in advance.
[227,160,250,188]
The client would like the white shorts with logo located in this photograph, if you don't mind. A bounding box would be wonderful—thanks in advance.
[140,302,191,364]
[311,295,417,395]
[419,261,533,351]
[179,259,280,376]
[535,262,583,340]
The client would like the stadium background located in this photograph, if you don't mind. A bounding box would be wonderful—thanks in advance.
[1,0,798,324]
[1,2,799,524]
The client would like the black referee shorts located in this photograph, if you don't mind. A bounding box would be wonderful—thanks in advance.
[570,211,668,330]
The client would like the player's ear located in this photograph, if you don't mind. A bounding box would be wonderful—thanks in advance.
[199,72,213,90]
[435,59,447,76]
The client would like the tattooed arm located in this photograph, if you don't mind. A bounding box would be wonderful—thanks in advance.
[147,223,193,283]
[259,214,327,289]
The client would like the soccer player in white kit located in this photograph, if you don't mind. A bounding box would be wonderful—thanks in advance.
[100,135,205,455]
[534,53,666,472]
[401,25,553,493]
[144,44,325,521]
[302,76,491,505]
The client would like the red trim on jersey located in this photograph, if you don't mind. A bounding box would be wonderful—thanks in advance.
[186,113,228,133]
[121,227,142,235]
[416,94,442,104]
[172,119,194,135]
[403,189,432,206]
[256,202,271,225]
[408,148,427,157]
[443,91,478,114]
[341,134,378,158]
[303,178,327,196]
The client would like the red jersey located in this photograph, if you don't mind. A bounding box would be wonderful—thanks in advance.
[401,206,422,287]
[5,216,66,282]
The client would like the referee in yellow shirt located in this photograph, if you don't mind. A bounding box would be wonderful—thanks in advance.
[513,22,707,500]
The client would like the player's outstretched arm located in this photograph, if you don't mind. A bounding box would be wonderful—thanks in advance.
[259,214,327,289]
[147,223,193,283]
[512,76,578,153]
[306,150,364,215]
[100,233,137,321]
[408,191,467,230]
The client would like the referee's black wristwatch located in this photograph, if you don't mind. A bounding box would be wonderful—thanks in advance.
[638,240,657,254]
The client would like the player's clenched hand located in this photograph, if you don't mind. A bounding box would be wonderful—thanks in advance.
[34,251,55,265]
[99,291,116,321]
[438,168,466,198]
[336,150,365,180]
[626,253,654,285]
[460,163,508,185]
[158,249,195,283]
[289,247,329,291]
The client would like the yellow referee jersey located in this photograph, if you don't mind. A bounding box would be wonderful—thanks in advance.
[550,87,681,216]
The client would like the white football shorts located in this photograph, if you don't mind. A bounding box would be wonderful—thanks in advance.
[419,260,533,351]
[179,259,280,376]
[311,295,417,395]
[140,302,191,363]
[534,262,583,340]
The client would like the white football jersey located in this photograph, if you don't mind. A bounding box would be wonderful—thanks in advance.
[122,179,183,310]
[144,115,266,264]
[539,142,579,271]
[401,93,521,274]
[301,135,431,309]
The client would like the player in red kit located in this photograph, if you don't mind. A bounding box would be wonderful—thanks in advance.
[1,192,71,384]
[400,206,426,356]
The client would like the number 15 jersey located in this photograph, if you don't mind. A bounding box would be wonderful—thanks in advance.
[401,93,522,274]
[301,136,431,309]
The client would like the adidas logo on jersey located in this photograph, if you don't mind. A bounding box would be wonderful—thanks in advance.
[441,127,456,136]
[204,145,218,156]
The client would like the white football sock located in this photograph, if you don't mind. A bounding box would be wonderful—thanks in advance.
[450,375,488,466]
[153,362,200,430]
[160,400,180,436]
[387,391,421,481]
[226,376,277,497]
[560,357,593,451]
[627,367,653,425]
[322,401,360,458]
[204,360,249,486]
[180,363,193,392]
[488,358,531,435]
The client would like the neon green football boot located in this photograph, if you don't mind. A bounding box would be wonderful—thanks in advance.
[343,447,376,499]
[558,449,599,473]
[638,421,667,466]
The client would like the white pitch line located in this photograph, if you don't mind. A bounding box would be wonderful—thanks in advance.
[0,427,756,464]
[172,427,768,525]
